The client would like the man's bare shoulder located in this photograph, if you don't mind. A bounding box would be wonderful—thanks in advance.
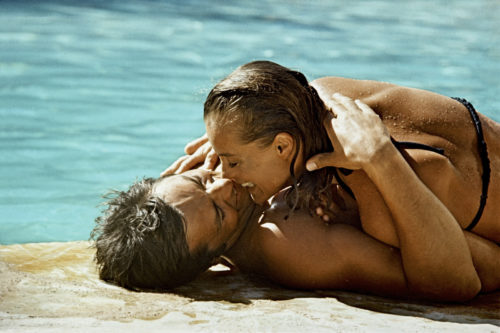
[243,197,359,289]
[230,192,411,295]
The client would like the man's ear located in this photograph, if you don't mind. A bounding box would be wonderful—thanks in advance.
[272,133,295,160]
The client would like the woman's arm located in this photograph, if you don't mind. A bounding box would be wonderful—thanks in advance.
[306,94,481,300]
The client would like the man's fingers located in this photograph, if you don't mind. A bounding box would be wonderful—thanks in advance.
[306,152,341,171]
[184,134,208,155]
[323,91,345,108]
[354,99,373,114]
[332,93,360,113]
[323,112,341,147]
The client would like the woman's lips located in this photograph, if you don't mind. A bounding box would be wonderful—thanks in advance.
[232,182,254,210]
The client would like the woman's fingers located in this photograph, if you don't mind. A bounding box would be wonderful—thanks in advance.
[161,155,189,176]
[202,148,219,171]
[161,140,215,176]
[176,154,205,174]
[184,134,208,155]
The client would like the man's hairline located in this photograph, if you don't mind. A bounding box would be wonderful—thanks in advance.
[151,173,216,257]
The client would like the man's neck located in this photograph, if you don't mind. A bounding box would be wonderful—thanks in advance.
[222,203,264,267]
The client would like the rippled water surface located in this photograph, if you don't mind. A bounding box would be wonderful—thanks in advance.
[1,0,499,244]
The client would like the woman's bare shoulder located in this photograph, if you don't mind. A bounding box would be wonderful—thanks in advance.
[311,76,402,103]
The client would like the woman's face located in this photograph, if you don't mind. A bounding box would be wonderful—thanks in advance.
[153,169,254,253]
[206,119,297,205]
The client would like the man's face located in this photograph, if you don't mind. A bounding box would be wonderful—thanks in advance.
[153,169,254,253]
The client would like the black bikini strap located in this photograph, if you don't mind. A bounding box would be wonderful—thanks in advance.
[332,167,355,198]
[392,139,445,155]
[452,97,490,231]
[332,139,445,199]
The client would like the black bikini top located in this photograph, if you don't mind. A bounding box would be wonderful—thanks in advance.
[332,138,445,199]
[333,97,490,231]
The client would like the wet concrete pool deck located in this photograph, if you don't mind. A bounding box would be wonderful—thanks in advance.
[1,241,499,332]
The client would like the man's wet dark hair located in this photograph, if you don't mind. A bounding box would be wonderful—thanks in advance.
[91,177,223,291]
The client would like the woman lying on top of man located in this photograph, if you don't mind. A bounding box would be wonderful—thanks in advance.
[92,61,500,301]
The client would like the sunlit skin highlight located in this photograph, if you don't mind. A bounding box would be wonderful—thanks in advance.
[153,169,256,253]
[205,119,304,205]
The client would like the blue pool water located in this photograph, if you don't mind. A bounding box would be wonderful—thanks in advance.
[1,0,499,244]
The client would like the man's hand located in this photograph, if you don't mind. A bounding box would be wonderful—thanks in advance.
[306,93,392,172]
[161,134,219,176]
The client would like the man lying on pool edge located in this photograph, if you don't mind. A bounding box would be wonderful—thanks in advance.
[92,162,500,302]
[92,61,500,301]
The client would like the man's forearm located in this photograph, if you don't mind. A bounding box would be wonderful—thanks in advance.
[363,143,481,300]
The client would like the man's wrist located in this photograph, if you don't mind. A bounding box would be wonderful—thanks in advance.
[362,141,401,177]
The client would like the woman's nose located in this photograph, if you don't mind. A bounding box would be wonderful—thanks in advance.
[221,163,235,181]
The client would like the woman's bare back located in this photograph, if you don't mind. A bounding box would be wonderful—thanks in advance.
[312,77,500,243]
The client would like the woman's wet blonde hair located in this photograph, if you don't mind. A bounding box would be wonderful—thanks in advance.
[204,60,339,215]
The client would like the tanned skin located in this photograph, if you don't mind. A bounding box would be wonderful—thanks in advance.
[163,77,500,301]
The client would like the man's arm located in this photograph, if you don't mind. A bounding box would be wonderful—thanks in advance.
[306,94,481,300]
[251,215,411,298]
[361,142,480,299]
[249,208,500,300]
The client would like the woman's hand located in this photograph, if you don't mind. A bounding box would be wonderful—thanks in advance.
[161,134,219,176]
[312,184,359,224]
[306,93,392,172]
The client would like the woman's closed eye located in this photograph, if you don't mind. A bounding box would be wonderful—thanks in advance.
[228,161,238,168]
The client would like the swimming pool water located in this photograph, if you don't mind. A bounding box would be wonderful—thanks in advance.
[1,0,499,244]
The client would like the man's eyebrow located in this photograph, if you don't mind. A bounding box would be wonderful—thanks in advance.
[180,174,223,230]
[180,175,204,189]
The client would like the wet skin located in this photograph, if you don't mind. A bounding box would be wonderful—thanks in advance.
[204,77,500,245]
[153,169,256,253]
[204,121,299,205]
[151,169,500,299]
[160,69,500,299]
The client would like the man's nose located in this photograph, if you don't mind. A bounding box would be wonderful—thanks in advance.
[207,178,233,198]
